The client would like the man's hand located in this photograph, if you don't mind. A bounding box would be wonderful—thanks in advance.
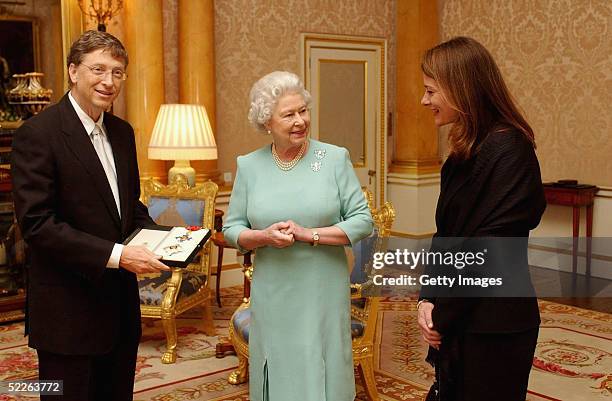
[119,245,170,274]
[417,301,442,349]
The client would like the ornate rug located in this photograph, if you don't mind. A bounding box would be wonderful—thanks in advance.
[375,297,612,401]
[0,289,610,400]
[528,301,612,400]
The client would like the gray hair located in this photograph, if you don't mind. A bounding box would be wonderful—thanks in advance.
[66,30,128,87]
[247,71,312,132]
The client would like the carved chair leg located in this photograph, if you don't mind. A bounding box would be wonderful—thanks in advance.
[202,299,216,336]
[228,353,249,385]
[357,358,380,401]
[161,316,178,364]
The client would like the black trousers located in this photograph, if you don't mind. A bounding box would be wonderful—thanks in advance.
[428,327,539,401]
[37,335,139,401]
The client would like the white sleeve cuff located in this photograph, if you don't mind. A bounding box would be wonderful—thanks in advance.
[106,243,124,269]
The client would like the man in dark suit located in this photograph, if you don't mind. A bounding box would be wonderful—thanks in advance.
[11,30,169,401]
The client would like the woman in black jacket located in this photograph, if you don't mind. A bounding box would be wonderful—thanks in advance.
[416,36,546,401]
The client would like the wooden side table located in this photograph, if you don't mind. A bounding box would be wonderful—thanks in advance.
[543,185,599,277]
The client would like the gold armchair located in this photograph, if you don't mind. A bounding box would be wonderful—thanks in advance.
[350,191,395,401]
[226,191,396,401]
[138,174,218,364]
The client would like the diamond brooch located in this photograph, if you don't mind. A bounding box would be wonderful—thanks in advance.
[311,148,326,172]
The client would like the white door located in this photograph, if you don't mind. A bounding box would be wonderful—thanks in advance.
[302,34,387,206]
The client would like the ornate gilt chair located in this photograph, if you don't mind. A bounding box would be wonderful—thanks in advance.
[226,191,395,401]
[138,174,217,364]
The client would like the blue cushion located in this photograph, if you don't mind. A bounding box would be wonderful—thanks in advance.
[138,270,206,306]
[231,307,251,343]
[350,228,379,285]
[147,196,205,227]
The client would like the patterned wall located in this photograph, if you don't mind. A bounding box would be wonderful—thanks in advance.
[213,0,396,175]
[439,0,612,186]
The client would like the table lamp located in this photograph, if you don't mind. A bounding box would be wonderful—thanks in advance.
[149,104,217,186]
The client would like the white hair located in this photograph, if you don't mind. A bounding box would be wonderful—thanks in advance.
[247,71,312,132]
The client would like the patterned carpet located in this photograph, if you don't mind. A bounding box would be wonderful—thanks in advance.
[0,287,610,400]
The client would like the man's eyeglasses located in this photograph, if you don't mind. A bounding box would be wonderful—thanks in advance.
[81,63,127,81]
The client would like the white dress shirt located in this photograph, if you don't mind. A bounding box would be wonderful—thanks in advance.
[68,92,123,269]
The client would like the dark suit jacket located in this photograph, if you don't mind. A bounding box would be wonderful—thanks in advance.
[11,93,154,355]
[424,128,546,335]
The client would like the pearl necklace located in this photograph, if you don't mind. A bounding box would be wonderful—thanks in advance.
[272,142,307,171]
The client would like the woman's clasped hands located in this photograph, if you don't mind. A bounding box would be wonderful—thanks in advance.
[264,220,310,248]
[262,221,294,248]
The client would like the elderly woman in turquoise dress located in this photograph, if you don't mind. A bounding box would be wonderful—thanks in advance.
[223,71,373,401]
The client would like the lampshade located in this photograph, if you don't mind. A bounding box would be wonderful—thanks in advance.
[148,104,217,161]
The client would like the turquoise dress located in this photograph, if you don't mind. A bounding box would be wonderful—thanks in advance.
[223,139,373,401]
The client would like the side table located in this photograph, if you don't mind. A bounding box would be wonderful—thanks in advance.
[543,185,599,277]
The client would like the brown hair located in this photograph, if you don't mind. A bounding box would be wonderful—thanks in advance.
[66,30,128,87]
[421,36,534,161]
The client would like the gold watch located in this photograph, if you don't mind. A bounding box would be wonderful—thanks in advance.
[311,230,320,246]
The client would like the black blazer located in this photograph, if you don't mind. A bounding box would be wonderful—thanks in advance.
[426,128,546,335]
[11,94,154,355]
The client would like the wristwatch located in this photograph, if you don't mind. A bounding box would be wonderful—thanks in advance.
[311,230,320,247]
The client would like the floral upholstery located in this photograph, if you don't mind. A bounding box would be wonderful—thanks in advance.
[139,270,207,306]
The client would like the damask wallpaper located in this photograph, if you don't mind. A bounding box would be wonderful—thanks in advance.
[438,0,612,186]
[211,0,396,175]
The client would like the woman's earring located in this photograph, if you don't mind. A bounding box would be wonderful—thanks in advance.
[266,129,271,135]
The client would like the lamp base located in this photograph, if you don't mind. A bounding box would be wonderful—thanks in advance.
[169,160,196,187]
